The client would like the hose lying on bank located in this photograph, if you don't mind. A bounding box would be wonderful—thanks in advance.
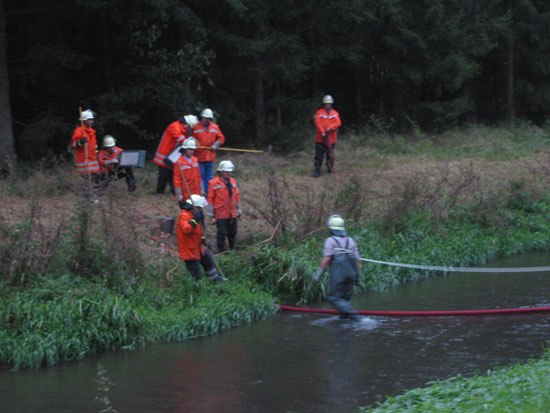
[277,304,550,317]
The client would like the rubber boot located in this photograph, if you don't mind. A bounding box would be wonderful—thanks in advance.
[311,167,320,178]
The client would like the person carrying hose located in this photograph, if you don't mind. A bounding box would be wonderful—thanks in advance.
[176,194,228,283]
[312,95,341,177]
[313,215,361,321]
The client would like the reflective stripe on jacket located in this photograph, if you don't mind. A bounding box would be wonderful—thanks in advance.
[176,209,204,261]
[191,121,225,162]
[314,108,341,144]
[206,176,240,219]
[173,155,202,199]
[71,126,100,173]
[98,146,123,173]
[153,120,187,167]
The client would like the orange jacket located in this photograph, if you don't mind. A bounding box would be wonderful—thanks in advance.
[153,120,187,167]
[176,209,204,261]
[207,176,240,219]
[173,155,202,200]
[71,126,100,174]
[314,108,341,144]
[98,146,123,173]
[191,121,225,162]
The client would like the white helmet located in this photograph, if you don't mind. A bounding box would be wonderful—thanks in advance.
[186,194,208,208]
[201,108,214,119]
[322,95,334,104]
[102,135,116,148]
[80,109,95,121]
[181,138,197,150]
[327,214,345,231]
[218,160,235,172]
[183,115,198,128]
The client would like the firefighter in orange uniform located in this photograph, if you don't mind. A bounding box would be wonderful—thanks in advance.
[312,95,341,177]
[191,108,225,194]
[153,115,198,194]
[176,194,227,282]
[71,109,100,184]
[98,135,136,192]
[173,138,202,208]
[206,160,241,252]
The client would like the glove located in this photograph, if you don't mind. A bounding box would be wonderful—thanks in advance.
[313,267,324,282]
[211,141,221,151]
[179,201,186,210]
[189,219,198,229]
[79,137,88,145]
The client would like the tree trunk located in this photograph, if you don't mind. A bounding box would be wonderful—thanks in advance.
[507,0,515,125]
[0,0,16,164]
[254,68,267,147]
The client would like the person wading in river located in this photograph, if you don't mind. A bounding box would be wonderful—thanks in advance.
[313,215,361,321]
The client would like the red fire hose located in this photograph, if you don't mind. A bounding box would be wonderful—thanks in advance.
[277,304,550,317]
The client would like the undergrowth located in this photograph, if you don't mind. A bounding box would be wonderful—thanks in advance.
[360,351,550,412]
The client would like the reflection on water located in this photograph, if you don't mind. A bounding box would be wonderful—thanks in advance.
[1,252,550,412]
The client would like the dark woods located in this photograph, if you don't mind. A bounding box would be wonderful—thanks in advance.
[2,0,550,160]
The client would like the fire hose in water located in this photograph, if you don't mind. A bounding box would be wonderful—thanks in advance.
[278,257,550,317]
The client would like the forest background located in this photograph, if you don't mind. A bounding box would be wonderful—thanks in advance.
[2,0,550,164]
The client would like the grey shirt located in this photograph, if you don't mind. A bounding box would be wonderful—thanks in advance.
[323,236,360,259]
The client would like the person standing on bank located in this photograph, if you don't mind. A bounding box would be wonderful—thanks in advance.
[98,135,136,192]
[153,115,198,194]
[173,138,202,208]
[71,109,100,188]
[206,160,241,252]
[191,108,225,194]
[312,95,341,177]
[176,194,227,283]
[313,215,361,321]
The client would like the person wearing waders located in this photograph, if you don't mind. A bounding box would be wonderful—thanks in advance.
[176,194,228,283]
[313,215,361,321]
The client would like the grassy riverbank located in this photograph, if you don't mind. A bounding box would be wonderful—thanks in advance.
[2,123,550,380]
[360,351,550,412]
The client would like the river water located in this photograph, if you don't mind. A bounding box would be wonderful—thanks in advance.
[1,252,550,412]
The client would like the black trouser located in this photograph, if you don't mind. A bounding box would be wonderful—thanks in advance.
[216,218,238,252]
[100,167,136,192]
[185,250,218,281]
[314,142,335,171]
[156,165,174,194]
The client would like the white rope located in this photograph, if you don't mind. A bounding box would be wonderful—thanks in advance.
[359,257,550,273]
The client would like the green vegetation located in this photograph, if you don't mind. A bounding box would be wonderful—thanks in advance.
[360,351,550,412]
[2,125,550,413]
[0,275,275,369]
